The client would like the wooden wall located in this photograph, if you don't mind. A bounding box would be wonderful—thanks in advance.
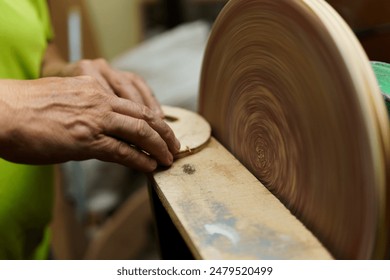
[327,0,390,62]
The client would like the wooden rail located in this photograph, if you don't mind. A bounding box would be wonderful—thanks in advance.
[150,137,332,259]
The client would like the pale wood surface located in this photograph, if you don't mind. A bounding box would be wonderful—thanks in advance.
[152,137,332,259]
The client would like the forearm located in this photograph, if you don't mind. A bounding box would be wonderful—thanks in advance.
[40,42,68,77]
[0,82,12,143]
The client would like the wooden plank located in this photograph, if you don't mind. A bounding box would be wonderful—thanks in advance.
[151,137,332,259]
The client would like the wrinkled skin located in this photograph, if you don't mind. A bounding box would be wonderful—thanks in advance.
[0,45,180,172]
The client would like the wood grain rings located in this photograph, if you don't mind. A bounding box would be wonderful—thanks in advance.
[199,0,390,259]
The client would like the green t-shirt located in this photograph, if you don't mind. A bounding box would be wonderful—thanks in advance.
[0,0,54,259]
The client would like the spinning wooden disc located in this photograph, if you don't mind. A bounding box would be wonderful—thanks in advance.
[199,0,390,259]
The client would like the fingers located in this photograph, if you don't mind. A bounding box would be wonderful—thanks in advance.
[104,112,174,166]
[95,137,158,172]
[65,59,161,115]
[78,74,179,171]
[59,59,179,171]
[100,65,164,117]
[104,69,145,104]
[109,98,180,155]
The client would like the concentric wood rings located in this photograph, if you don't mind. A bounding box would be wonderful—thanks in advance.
[199,0,390,259]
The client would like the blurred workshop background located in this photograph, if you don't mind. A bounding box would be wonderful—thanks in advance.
[48,0,389,260]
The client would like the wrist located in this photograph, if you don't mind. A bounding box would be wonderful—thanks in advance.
[0,80,22,155]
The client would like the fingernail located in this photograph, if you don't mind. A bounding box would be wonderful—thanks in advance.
[166,153,173,165]
[145,160,157,173]
[170,152,174,162]
[151,161,158,171]
[175,138,181,151]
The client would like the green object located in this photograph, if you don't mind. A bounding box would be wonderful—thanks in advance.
[371,61,390,116]
[0,0,53,79]
[0,0,53,259]
[0,162,54,259]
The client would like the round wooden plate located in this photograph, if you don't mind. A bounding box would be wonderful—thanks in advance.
[199,0,390,259]
[163,105,211,158]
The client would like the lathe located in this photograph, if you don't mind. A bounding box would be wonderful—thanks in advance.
[149,0,390,260]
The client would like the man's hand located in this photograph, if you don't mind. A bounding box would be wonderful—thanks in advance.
[0,77,180,172]
[59,59,164,117]
[41,44,163,117]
